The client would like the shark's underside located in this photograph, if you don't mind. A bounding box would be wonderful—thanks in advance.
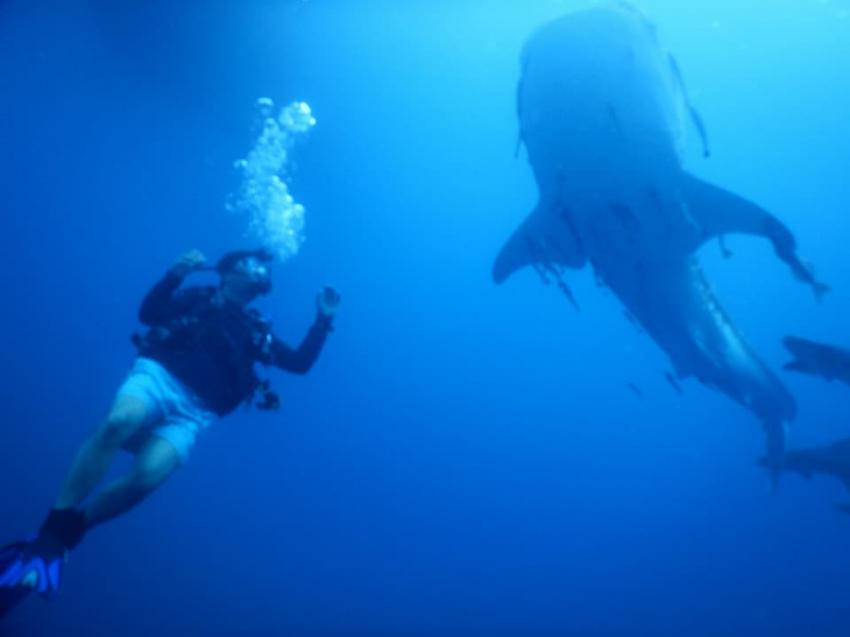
[494,3,825,460]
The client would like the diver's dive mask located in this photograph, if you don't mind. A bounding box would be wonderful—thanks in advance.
[216,249,273,295]
[235,256,270,284]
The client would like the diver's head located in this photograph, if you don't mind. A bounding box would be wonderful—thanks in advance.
[216,249,273,303]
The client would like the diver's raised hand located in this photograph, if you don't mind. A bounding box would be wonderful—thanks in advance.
[170,249,207,278]
[316,285,341,318]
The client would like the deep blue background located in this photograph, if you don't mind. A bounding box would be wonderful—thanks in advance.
[1,1,849,635]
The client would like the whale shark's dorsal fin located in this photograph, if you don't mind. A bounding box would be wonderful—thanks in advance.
[493,206,586,284]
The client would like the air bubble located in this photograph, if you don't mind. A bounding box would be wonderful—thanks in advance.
[227,99,317,261]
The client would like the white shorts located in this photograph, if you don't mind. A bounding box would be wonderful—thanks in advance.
[116,357,216,464]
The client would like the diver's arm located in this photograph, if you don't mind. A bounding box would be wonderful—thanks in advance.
[269,313,333,374]
[270,286,339,374]
[138,250,207,326]
[138,272,185,326]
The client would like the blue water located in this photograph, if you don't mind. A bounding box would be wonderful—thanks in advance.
[2,1,849,635]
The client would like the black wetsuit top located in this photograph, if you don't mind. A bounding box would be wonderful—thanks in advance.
[137,271,332,416]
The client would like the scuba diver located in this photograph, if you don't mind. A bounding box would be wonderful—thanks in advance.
[759,336,850,512]
[0,248,340,615]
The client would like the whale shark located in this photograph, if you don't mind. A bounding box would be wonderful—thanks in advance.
[494,3,826,464]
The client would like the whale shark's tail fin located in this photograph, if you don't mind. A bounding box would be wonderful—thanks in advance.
[681,173,828,299]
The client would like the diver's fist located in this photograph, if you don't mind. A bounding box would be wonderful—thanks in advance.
[170,249,206,278]
[316,285,341,318]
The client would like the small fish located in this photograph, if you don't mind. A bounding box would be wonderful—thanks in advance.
[526,234,580,310]
[664,371,684,396]
[622,310,643,333]
[626,382,644,398]
[609,202,641,239]
[557,280,580,311]
[718,236,733,259]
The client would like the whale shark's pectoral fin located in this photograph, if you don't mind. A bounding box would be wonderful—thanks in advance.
[493,216,539,284]
[681,172,829,300]
[493,206,586,284]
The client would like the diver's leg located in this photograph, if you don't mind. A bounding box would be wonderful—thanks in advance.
[54,395,151,510]
[0,397,150,597]
[84,436,180,530]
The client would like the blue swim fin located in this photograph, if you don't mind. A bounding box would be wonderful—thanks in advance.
[0,508,86,618]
